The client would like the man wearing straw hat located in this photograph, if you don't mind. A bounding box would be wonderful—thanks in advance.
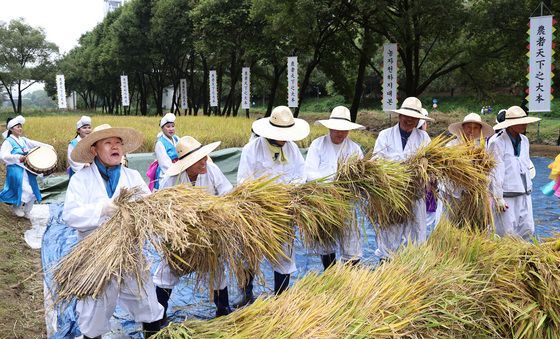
[488,106,541,240]
[305,106,365,269]
[435,113,495,224]
[234,105,310,306]
[373,97,433,260]
[63,124,164,338]
[152,136,233,321]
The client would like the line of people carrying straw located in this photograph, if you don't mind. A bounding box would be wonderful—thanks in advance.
[0,96,543,338]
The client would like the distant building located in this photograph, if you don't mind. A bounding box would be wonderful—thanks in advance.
[104,0,127,15]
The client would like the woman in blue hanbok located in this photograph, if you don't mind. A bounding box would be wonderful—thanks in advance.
[0,115,53,218]
[67,115,93,177]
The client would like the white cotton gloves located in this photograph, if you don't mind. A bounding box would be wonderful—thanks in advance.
[495,197,509,213]
[101,200,118,217]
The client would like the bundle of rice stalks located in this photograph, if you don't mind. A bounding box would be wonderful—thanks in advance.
[155,225,493,338]
[336,156,414,227]
[289,180,354,250]
[53,188,153,301]
[156,222,560,338]
[429,222,560,337]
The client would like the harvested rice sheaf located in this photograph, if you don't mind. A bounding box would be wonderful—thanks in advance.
[157,222,560,338]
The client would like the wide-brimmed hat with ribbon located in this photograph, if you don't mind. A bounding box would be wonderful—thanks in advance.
[315,106,365,131]
[391,97,434,121]
[166,136,220,177]
[493,106,541,130]
[448,112,494,138]
[252,106,310,141]
[71,124,144,163]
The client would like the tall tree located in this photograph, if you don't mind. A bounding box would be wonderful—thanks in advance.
[0,19,58,113]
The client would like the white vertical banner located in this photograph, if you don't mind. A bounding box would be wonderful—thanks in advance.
[209,70,218,107]
[287,56,298,107]
[56,74,67,109]
[180,78,188,109]
[241,67,251,109]
[528,15,554,112]
[120,75,130,106]
[382,43,398,112]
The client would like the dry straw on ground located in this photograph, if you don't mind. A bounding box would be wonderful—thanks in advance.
[156,221,560,338]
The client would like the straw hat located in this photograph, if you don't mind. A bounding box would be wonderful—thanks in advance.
[315,106,365,131]
[166,136,221,177]
[252,106,310,141]
[71,124,144,163]
[391,97,434,121]
[448,113,494,138]
[493,106,541,130]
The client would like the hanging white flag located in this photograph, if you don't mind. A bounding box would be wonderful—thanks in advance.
[56,74,67,109]
[528,15,554,112]
[180,78,188,109]
[120,75,130,107]
[287,56,298,107]
[383,43,398,112]
[209,70,218,107]
[241,67,251,109]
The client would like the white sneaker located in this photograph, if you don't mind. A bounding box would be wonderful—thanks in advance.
[12,205,25,217]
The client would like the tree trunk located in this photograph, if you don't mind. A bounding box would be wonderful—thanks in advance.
[293,58,319,117]
[350,25,373,122]
[266,64,286,117]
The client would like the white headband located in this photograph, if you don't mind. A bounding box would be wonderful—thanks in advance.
[7,115,25,130]
[77,115,92,129]
[160,113,176,127]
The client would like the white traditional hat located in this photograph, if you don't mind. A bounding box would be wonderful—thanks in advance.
[76,115,92,130]
[315,106,365,131]
[417,108,429,129]
[2,115,25,139]
[252,106,310,141]
[448,113,494,138]
[391,97,434,121]
[160,113,176,127]
[166,136,220,177]
[71,124,144,163]
[493,106,541,130]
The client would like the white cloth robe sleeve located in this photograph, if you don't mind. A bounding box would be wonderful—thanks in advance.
[487,133,506,199]
[63,163,150,239]
[155,136,176,180]
[305,135,363,182]
[67,136,87,172]
[1,136,51,165]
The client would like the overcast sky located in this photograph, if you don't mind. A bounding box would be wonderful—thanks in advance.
[0,0,105,54]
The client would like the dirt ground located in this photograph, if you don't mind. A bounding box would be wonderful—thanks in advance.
[0,165,46,338]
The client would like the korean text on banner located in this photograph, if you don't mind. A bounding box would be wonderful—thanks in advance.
[180,78,188,109]
[120,75,130,107]
[209,70,218,107]
[56,75,67,109]
[241,67,251,109]
[287,56,298,108]
[383,43,398,112]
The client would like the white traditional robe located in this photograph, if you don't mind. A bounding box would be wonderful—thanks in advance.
[62,162,163,337]
[372,124,431,259]
[305,135,364,260]
[488,130,534,240]
[154,162,233,290]
[237,137,305,274]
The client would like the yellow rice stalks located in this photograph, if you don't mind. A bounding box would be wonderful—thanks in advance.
[157,221,560,338]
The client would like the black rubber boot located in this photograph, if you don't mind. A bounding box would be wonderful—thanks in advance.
[321,253,336,270]
[83,336,101,339]
[232,274,254,308]
[274,271,290,295]
[213,287,232,317]
[155,286,172,325]
[142,320,161,338]
[346,259,360,267]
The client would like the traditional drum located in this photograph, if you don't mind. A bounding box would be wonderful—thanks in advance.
[25,146,58,175]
